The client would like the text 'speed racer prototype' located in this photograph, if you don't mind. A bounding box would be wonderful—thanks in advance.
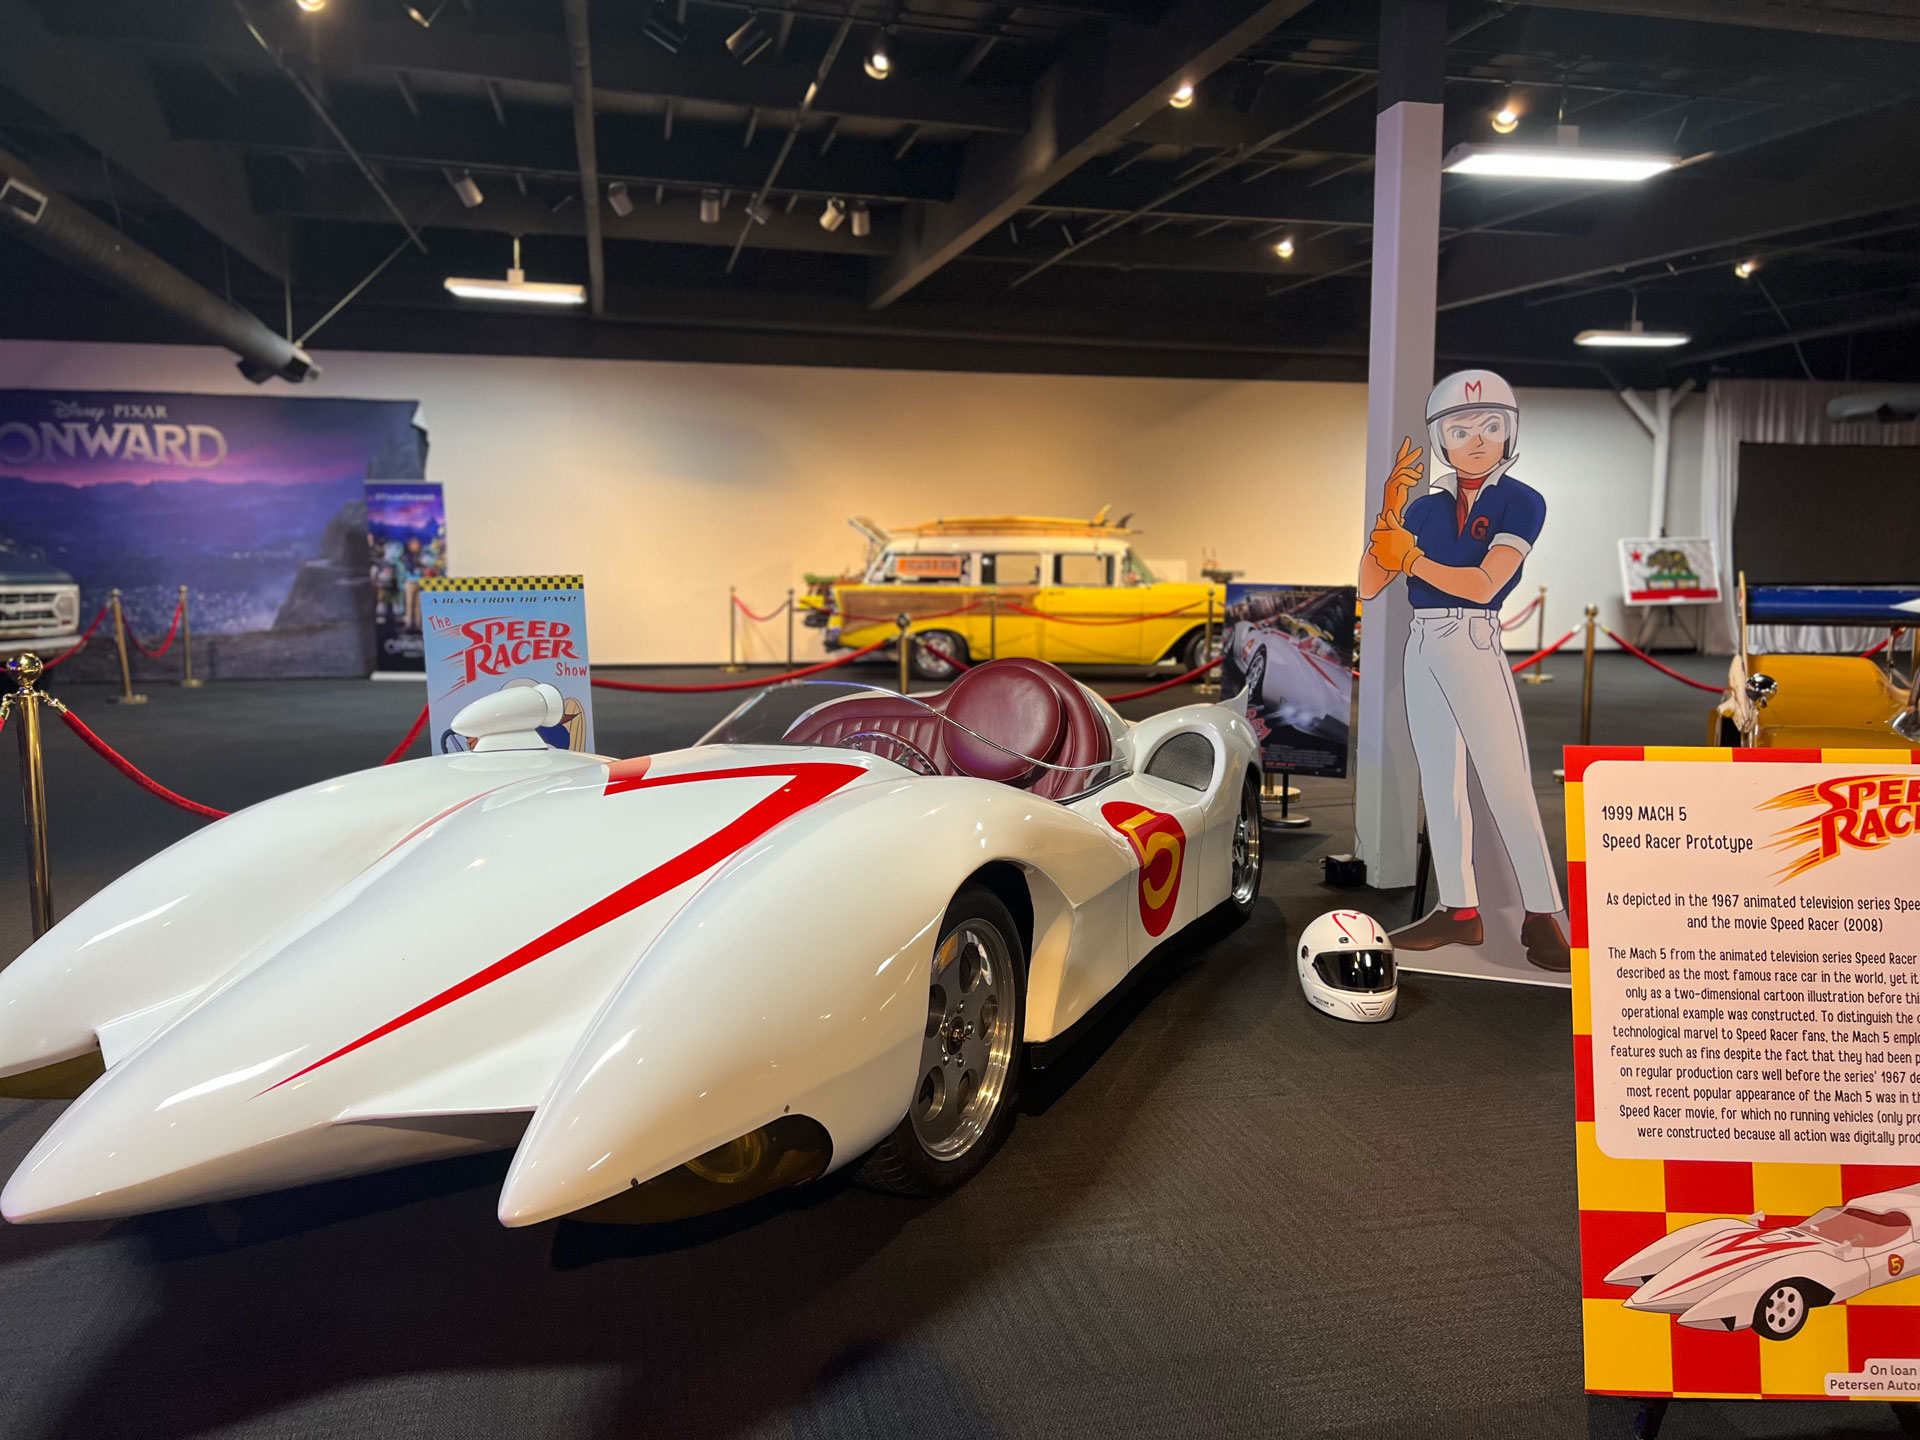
[0,661,1262,1227]
[1606,1187,1920,1341]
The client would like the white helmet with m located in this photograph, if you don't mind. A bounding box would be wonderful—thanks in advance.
[1426,369,1519,484]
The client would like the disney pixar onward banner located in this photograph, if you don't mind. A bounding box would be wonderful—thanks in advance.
[365,482,447,675]
[0,389,425,678]
[1219,583,1355,779]
[420,576,593,755]
[1569,746,1920,1401]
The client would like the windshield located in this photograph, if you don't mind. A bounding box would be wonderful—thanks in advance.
[1803,1206,1911,1249]
[1124,551,1157,585]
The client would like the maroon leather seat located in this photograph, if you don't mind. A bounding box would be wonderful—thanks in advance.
[781,657,1113,800]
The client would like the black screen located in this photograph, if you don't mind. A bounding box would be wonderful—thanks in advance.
[1736,444,1920,585]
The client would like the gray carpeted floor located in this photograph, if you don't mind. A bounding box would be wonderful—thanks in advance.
[0,652,1907,1439]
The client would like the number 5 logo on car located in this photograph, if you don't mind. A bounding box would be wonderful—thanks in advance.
[1101,803,1186,937]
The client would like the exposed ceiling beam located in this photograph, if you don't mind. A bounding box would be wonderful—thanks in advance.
[43,4,1029,135]
[0,0,286,279]
[1680,304,1920,364]
[562,0,603,315]
[1436,99,1920,311]
[869,0,1311,309]
[1513,0,1920,44]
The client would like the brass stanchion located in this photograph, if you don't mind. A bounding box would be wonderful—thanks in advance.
[178,584,203,688]
[896,614,913,694]
[106,588,147,706]
[1195,590,1220,696]
[785,588,795,669]
[723,586,743,673]
[1521,585,1553,685]
[4,653,65,939]
[1579,603,1598,747]
[988,591,998,660]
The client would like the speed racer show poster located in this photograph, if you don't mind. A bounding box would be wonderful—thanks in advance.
[1569,745,1920,1402]
[365,482,447,675]
[0,389,426,678]
[1218,583,1356,778]
[421,576,594,755]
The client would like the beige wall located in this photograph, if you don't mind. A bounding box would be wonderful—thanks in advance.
[0,340,1668,663]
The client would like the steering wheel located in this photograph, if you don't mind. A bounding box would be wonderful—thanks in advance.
[836,730,938,776]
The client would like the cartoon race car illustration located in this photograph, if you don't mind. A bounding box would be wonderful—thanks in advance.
[1606,1188,1920,1340]
[0,658,1262,1227]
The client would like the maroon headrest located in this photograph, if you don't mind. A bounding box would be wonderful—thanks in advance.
[942,665,1065,783]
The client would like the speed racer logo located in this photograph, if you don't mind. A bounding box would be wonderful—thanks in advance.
[1761,773,1920,880]
[1101,803,1185,936]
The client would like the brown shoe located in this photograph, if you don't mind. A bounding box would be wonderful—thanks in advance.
[1394,907,1484,951]
[1521,912,1571,971]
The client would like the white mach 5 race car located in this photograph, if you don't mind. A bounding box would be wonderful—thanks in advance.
[1606,1187,1920,1340]
[0,658,1261,1227]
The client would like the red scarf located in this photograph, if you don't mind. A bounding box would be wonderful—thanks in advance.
[1456,477,1485,534]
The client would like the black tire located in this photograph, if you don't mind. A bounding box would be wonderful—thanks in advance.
[1176,626,1218,673]
[1222,771,1264,923]
[911,629,969,681]
[1752,1279,1816,1341]
[857,885,1026,1196]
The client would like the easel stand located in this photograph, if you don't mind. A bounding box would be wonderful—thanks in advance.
[1629,602,1704,653]
[1261,771,1309,829]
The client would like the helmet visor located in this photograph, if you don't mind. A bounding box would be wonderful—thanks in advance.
[1313,949,1396,993]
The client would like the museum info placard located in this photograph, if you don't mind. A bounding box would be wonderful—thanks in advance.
[1571,746,1920,1402]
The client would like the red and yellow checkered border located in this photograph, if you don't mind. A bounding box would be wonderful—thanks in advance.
[1568,744,1920,1400]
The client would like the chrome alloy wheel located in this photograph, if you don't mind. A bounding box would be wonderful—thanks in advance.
[911,919,1016,1161]
[1230,779,1262,905]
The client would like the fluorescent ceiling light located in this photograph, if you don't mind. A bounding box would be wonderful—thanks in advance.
[1574,326,1689,348]
[1442,143,1676,183]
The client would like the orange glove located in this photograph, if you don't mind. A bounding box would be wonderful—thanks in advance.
[1369,516,1424,574]
[1379,436,1425,525]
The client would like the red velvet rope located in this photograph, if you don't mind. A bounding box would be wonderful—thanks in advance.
[1599,624,1724,692]
[590,639,890,693]
[918,636,972,671]
[1102,656,1223,703]
[1860,628,1909,660]
[127,597,184,659]
[1509,628,1579,674]
[382,704,430,764]
[38,601,112,672]
[732,595,791,623]
[1500,595,1542,632]
[56,707,230,820]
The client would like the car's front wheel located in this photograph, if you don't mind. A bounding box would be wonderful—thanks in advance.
[1223,771,1264,922]
[911,629,969,681]
[1753,1279,1817,1341]
[857,885,1025,1195]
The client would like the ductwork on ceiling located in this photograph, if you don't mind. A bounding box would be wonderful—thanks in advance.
[1827,388,1920,424]
[0,147,317,384]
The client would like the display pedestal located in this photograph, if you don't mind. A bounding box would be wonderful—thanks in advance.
[1261,773,1309,828]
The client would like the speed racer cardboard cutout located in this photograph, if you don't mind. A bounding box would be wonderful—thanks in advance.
[1357,370,1571,987]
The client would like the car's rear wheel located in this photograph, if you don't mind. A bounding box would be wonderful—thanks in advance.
[911,629,969,681]
[857,885,1025,1196]
[1224,772,1263,922]
[1753,1279,1815,1341]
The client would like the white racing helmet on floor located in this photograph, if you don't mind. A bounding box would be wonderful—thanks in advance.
[1426,369,1519,483]
[1297,910,1397,1023]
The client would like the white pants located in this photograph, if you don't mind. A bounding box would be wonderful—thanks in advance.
[1404,609,1562,914]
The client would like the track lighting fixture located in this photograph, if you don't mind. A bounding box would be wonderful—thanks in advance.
[642,5,689,53]
[849,201,870,238]
[1734,258,1759,280]
[1491,104,1519,135]
[699,190,722,224]
[819,197,846,232]
[727,13,773,65]
[445,169,484,208]
[863,28,892,80]
[296,0,326,12]
[405,0,449,26]
[607,182,633,217]
[1169,81,1194,110]
[1273,236,1295,260]
[744,197,773,226]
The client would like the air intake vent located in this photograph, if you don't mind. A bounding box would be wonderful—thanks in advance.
[1144,732,1215,790]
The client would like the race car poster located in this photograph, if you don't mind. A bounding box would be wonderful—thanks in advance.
[1569,745,1920,1402]
[0,388,425,678]
[1218,584,1356,778]
[420,575,593,755]
[1618,537,1723,606]
[365,481,446,676]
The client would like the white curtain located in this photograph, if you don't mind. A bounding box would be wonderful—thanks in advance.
[1700,379,1920,654]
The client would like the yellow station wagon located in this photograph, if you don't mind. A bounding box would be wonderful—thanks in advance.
[802,512,1225,680]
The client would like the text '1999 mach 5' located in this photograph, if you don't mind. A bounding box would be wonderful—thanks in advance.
[0,658,1262,1227]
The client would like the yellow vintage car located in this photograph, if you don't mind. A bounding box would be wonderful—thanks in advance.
[802,512,1225,680]
[1714,577,1919,749]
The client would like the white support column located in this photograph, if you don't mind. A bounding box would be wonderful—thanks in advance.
[1352,96,1444,891]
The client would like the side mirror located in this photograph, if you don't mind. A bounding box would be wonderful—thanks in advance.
[1896,667,1920,740]
[1744,673,1777,708]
